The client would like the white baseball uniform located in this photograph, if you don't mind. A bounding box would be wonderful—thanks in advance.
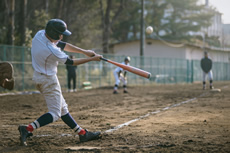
[113,62,129,86]
[31,30,69,122]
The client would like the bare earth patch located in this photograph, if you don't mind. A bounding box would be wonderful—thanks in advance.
[0,82,230,152]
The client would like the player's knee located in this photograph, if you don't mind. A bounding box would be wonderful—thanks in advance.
[50,111,61,122]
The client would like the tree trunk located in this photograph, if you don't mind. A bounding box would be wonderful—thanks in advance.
[100,0,123,54]
[7,0,15,45]
[19,0,27,46]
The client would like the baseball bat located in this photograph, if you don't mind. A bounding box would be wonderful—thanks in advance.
[100,57,151,79]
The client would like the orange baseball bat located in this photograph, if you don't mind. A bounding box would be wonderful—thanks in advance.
[101,58,151,79]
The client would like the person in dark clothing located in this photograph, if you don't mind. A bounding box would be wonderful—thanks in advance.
[66,55,77,92]
[200,51,214,90]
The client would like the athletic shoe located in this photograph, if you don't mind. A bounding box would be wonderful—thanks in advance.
[123,90,128,93]
[113,90,118,94]
[79,129,101,142]
[18,125,33,146]
[210,86,214,89]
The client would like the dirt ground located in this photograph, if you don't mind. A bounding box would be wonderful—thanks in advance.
[0,82,230,152]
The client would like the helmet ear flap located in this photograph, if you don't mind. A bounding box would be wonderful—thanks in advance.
[45,26,60,40]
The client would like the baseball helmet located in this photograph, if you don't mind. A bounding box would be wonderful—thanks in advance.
[45,19,71,40]
[124,56,131,62]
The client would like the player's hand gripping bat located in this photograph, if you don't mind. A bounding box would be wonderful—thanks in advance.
[100,57,151,79]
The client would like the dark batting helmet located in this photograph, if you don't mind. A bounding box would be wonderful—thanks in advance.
[124,56,131,62]
[45,19,71,40]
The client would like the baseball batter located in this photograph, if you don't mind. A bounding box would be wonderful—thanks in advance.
[18,19,102,146]
[201,51,214,90]
[113,57,130,94]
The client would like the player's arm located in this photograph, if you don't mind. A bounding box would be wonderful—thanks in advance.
[65,54,102,66]
[63,43,96,57]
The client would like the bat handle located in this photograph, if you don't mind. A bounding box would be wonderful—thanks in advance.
[100,57,108,62]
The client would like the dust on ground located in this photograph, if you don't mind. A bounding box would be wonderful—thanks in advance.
[0,82,230,152]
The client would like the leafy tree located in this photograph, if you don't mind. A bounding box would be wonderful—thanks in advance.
[99,0,124,53]
[159,0,215,42]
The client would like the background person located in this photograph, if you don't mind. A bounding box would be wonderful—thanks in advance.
[113,56,130,94]
[66,55,77,92]
[201,51,214,90]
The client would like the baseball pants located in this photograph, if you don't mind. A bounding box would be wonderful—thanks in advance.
[33,71,69,122]
[203,70,213,82]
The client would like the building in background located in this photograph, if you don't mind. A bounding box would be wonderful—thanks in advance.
[110,38,230,63]
[222,24,230,47]
[200,0,223,47]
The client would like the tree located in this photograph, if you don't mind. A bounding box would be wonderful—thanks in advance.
[159,0,215,42]
[18,0,27,46]
[6,0,15,45]
[99,0,124,53]
[112,0,140,42]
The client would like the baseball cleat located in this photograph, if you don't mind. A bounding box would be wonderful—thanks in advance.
[79,129,101,142]
[210,86,214,89]
[123,90,128,93]
[113,90,118,94]
[18,125,33,146]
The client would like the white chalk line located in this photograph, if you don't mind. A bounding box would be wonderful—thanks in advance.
[104,97,197,133]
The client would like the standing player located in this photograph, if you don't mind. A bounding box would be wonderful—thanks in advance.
[18,19,102,146]
[66,55,77,92]
[113,56,130,94]
[201,51,214,90]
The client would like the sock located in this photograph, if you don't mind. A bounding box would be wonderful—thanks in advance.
[27,113,53,132]
[210,80,213,86]
[61,113,83,134]
[78,129,86,135]
[114,84,118,90]
[123,85,127,91]
[26,124,34,132]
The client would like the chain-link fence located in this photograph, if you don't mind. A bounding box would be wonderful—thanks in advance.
[1,45,230,92]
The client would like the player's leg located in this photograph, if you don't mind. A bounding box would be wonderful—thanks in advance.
[19,74,63,146]
[73,74,76,92]
[113,71,120,94]
[202,72,206,90]
[208,70,214,89]
[120,76,128,93]
[60,93,101,142]
[67,73,71,92]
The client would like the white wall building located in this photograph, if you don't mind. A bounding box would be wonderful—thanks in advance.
[110,38,230,62]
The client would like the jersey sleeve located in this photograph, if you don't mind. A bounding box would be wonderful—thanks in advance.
[47,43,68,64]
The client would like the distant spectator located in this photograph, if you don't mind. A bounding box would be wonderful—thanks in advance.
[66,55,77,92]
[201,51,214,90]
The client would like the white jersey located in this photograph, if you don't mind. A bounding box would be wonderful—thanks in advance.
[31,30,68,76]
[114,62,130,74]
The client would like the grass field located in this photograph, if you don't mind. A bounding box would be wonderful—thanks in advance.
[0,82,230,152]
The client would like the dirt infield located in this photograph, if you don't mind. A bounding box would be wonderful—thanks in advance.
[0,82,230,152]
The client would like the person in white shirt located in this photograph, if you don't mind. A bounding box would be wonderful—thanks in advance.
[113,57,130,94]
[18,19,102,146]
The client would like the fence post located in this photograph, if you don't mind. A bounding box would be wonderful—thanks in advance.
[21,47,25,91]
[3,45,6,61]
[186,60,189,83]
[191,60,194,83]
